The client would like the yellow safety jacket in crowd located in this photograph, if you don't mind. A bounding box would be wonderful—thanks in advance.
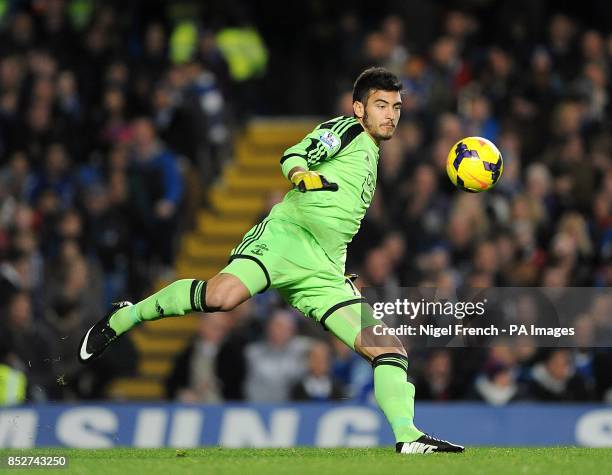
[0,364,27,405]
[216,27,268,81]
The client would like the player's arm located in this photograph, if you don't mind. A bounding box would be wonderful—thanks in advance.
[280,127,342,192]
[287,166,338,192]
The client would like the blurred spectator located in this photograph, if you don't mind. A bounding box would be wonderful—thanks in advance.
[0,151,32,201]
[380,15,409,77]
[81,183,131,303]
[527,349,593,401]
[590,295,612,345]
[401,163,449,256]
[27,143,76,210]
[469,348,530,405]
[547,14,579,84]
[216,301,259,401]
[166,313,228,402]
[128,117,183,270]
[244,310,310,402]
[471,361,529,406]
[459,91,499,143]
[414,350,462,401]
[0,291,57,399]
[134,23,169,81]
[471,241,500,285]
[0,249,34,304]
[0,335,27,406]
[291,342,346,401]
[357,247,401,302]
[329,337,373,400]
[43,238,104,333]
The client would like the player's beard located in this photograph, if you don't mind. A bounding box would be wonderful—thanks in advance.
[363,110,394,141]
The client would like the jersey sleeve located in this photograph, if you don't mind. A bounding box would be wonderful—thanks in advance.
[279,127,343,178]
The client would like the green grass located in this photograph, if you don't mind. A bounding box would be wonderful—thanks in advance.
[1,447,611,475]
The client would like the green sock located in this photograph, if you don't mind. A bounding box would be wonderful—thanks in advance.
[373,354,424,443]
[109,279,206,335]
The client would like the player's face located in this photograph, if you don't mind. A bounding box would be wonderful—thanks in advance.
[359,89,402,141]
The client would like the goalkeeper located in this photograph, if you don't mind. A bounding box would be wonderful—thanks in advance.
[78,67,463,454]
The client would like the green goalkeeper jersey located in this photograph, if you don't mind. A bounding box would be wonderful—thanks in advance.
[268,116,379,271]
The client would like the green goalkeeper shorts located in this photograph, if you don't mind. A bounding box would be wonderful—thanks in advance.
[220,217,379,349]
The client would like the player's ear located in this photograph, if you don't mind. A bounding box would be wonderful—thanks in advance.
[353,101,364,119]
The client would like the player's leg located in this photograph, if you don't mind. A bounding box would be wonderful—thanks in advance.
[356,323,463,453]
[78,221,273,364]
[320,300,464,454]
[319,302,421,441]
[110,273,252,333]
[78,272,256,364]
[282,261,425,449]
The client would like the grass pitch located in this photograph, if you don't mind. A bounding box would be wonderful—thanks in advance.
[1,447,611,475]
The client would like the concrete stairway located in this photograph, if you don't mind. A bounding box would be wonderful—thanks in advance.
[107,118,318,400]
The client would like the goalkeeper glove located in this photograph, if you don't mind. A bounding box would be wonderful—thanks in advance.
[290,170,338,192]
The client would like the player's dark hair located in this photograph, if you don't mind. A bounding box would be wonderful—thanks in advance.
[352,67,402,104]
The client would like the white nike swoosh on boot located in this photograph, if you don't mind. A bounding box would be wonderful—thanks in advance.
[401,442,436,454]
[79,326,94,360]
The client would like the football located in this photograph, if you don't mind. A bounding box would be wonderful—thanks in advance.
[446,137,503,192]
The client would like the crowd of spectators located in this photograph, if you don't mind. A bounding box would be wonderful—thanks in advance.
[340,8,612,403]
[0,0,234,401]
[1,1,611,405]
[166,299,612,405]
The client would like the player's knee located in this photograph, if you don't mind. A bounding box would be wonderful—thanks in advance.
[205,274,249,312]
[368,345,407,360]
[355,325,407,361]
[203,285,237,312]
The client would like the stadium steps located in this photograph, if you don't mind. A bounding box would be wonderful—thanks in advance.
[107,377,165,400]
[139,359,173,378]
[114,118,319,400]
[131,328,191,355]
